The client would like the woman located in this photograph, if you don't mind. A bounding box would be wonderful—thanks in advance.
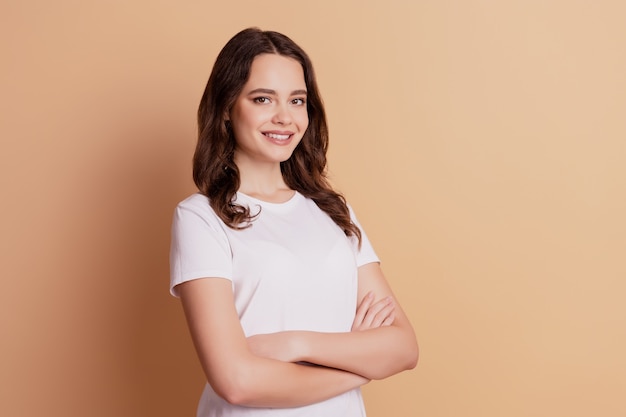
[170,27,418,416]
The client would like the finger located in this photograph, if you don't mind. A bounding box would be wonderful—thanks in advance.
[370,300,395,328]
[352,291,374,331]
[355,292,374,321]
[381,311,396,327]
[369,300,396,328]
[361,296,393,328]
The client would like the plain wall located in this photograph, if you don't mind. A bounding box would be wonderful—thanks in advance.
[1,1,625,416]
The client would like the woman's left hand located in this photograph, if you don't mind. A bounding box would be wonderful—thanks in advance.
[351,291,396,331]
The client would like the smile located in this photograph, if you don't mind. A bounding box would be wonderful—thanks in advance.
[264,132,291,141]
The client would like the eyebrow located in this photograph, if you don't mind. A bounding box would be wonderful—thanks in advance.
[247,88,308,96]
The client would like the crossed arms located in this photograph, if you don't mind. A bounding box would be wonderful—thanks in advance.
[177,262,418,408]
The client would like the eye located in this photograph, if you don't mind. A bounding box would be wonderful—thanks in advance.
[291,98,306,106]
[253,97,271,104]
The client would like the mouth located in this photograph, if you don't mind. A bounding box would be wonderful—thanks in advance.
[263,132,292,141]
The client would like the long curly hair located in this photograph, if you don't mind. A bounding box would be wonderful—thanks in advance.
[193,27,361,244]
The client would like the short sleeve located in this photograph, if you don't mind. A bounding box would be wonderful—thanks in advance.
[348,205,380,267]
[169,195,233,297]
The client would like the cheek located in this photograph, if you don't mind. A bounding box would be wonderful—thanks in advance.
[231,112,259,137]
[298,112,310,129]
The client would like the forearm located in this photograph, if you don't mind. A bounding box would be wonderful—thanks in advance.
[247,294,419,380]
[178,278,368,409]
[224,355,368,407]
[294,325,418,380]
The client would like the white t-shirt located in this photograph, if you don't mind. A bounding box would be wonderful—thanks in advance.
[170,191,379,417]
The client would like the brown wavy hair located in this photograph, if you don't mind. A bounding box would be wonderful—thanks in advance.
[193,27,361,244]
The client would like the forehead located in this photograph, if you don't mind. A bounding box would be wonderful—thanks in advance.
[243,53,306,91]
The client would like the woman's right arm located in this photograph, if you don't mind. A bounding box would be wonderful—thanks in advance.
[177,277,369,408]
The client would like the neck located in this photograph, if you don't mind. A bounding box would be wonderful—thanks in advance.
[235,158,294,203]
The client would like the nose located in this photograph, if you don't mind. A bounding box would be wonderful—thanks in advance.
[271,103,292,125]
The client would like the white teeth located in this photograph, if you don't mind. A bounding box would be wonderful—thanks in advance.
[265,133,290,140]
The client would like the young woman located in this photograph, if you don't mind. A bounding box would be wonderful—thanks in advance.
[170,27,418,416]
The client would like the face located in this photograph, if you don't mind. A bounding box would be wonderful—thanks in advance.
[229,53,309,168]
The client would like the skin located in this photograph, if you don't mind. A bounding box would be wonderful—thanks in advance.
[178,53,418,407]
[229,53,309,202]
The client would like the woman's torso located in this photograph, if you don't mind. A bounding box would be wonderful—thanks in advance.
[174,192,367,417]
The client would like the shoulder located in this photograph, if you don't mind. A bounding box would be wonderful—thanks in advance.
[173,193,225,231]
[175,193,215,216]
[176,192,211,211]
[345,201,361,223]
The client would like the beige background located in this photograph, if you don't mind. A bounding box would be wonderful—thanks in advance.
[2,1,625,416]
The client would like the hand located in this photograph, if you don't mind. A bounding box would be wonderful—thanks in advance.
[351,291,395,331]
[247,332,300,363]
